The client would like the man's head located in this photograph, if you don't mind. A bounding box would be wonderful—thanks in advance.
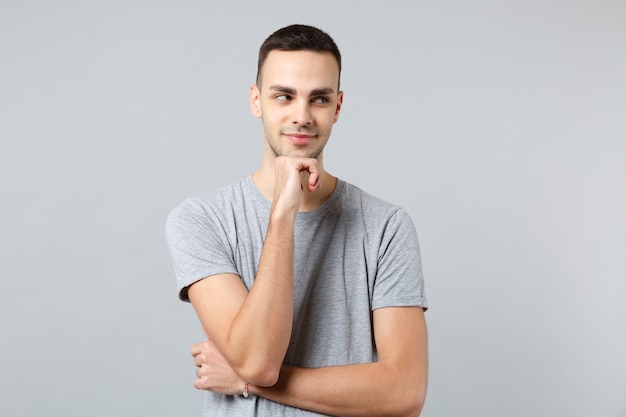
[251,25,344,161]
[256,24,342,88]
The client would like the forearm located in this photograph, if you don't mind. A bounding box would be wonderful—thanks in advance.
[192,303,428,415]
[225,215,295,384]
[250,307,428,416]
[251,362,427,417]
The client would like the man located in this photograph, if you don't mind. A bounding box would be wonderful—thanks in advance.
[166,24,428,416]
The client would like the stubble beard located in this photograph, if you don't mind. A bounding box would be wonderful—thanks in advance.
[266,129,325,160]
[268,142,324,159]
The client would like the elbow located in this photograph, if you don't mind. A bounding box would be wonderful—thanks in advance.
[406,387,427,417]
[408,390,427,417]
[390,396,425,417]
[237,362,281,388]
[228,343,286,387]
[392,380,427,417]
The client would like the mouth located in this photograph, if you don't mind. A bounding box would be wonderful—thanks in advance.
[283,132,317,146]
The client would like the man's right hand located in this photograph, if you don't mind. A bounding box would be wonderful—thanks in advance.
[271,156,321,217]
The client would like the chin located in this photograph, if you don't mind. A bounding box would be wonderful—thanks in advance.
[278,148,322,159]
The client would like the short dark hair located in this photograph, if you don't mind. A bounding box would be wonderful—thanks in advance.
[256,24,342,86]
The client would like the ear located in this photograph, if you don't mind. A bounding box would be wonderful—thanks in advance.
[250,84,262,118]
[333,90,344,123]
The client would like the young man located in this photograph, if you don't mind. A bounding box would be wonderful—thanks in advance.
[166,24,428,416]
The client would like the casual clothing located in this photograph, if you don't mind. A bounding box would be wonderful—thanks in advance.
[166,175,427,416]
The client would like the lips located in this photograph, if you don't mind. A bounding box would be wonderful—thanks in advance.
[284,133,316,146]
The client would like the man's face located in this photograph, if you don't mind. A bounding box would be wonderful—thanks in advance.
[250,50,343,160]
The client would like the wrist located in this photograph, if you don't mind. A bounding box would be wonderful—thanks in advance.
[268,210,297,234]
[269,203,299,223]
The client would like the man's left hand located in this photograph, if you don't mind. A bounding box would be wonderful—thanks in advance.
[190,339,246,395]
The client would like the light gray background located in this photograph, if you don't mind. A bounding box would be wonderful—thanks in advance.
[1,1,624,416]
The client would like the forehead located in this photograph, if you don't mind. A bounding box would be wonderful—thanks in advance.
[259,50,340,90]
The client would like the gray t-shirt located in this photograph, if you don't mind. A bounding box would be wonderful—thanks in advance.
[166,176,427,416]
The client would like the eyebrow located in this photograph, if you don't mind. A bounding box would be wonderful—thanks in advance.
[269,85,335,96]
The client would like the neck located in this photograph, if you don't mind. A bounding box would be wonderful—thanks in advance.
[252,154,337,212]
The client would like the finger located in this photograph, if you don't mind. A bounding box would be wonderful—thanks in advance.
[190,341,209,357]
[292,158,319,191]
[190,344,202,357]
[307,171,320,192]
[194,371,210,391]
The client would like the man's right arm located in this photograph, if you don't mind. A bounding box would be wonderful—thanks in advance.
[187,156,320,387]
[187,216,294,386]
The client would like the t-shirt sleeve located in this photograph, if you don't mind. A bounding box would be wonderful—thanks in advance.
[165,200,239,302]
[372,208,428,311]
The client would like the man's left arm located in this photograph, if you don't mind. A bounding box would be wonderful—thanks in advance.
[193,305,428,417]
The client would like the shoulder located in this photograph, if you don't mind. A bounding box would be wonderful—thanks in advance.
[166,178,251,230]
[339,180,410,223]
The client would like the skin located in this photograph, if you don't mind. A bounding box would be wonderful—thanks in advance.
[187,49,428,416]
[251,50,343,211]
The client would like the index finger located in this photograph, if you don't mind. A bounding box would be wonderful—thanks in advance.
[307,170,320,192]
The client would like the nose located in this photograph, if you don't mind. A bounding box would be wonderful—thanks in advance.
[292,100,312,126]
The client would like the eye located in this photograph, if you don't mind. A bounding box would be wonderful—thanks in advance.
[313,96,330,104]
[275,94,292,102]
